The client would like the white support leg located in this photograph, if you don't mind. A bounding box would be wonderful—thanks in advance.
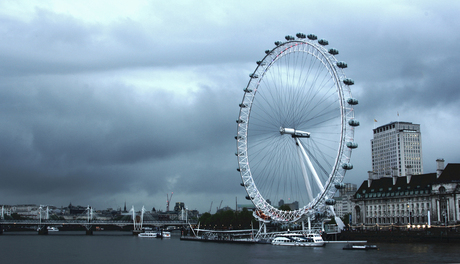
[297,145,314,201]
[296,138,324,193]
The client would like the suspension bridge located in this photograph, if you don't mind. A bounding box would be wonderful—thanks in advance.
[0,205,196,235]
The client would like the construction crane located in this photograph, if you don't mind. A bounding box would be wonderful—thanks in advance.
[209,201,213,213]
[166,192,173,212]
[218,200,223,211]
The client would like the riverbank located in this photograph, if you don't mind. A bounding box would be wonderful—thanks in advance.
[337,228,460,243]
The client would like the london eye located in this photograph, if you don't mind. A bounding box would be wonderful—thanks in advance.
[236,33,359,223]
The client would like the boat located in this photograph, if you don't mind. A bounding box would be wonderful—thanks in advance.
[138,231,158,238]
[161,231,171,238]
[47,226,59,232]
[271,233,325,247]
[138,231,171,238]
[343,244,379,250]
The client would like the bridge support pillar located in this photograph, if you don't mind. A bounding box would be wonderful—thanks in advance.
[0,224,3,235]
[38,227,48,235]
[132,229,142,236]
[86,229,93,235]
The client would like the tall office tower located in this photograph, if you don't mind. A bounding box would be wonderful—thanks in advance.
[371,121,423,178]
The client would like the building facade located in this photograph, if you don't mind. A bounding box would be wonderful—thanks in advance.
[351,159,460,227]
[371,121,423,178]
[334,183,357,218]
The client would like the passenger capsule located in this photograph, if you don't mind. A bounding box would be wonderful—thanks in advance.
[346,142,358,149]
[236,119,245,124]
[335,182,346,189]
[265,50,271,54]
[343,78,354,85]
[318,39,328,46]
[342,163,354,170]
[274,41,282,46]
[336,61,347,68]
[348,119,360,127]
[307,34,317,40]
[325,199,336,205]
[296,33,306,39]
[245,195,253,200]
[285,35,295,41]
[249,73,258,78]
[347,98,358,105]
[328,48,339,55]
[244,88,253,93]
[239,103,248,108]
[235,135,243,140]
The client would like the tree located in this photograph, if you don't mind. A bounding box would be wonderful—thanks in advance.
[341,213,351,226]
[278,204,291,211]
[197,208,256,230]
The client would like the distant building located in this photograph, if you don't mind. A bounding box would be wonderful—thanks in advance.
[351,159,460,227]
[371,121,423,178]
[278,199,299,210]
[67,203,86,215]
[236,204,254,212]
[334,183,357,218]
[9,204,39,219]
[174,202,185,212]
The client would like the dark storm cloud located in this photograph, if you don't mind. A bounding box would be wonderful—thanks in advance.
[0,7,259,79]
[0,67,242,207]
[1,0,460,211]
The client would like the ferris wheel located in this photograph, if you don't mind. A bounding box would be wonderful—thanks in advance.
[236,33,359,223]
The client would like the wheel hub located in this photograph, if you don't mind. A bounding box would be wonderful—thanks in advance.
[279,127,310,138]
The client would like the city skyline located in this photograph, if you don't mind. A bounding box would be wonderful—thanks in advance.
[1,1,460,213]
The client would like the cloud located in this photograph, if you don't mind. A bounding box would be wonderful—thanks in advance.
[1,0,460,213]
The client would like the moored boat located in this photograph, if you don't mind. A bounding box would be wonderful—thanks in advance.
[271,233,325,247]
[343,244,379,250]
[138,230,171,238]
[161,231,171,238]
[138,231,158,238]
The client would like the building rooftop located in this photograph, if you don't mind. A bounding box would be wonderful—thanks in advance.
[354,163,460,199]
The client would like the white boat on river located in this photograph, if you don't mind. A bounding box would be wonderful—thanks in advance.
[271,233,325,247]
[138,231,171,238]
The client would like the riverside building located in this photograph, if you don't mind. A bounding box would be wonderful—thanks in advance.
[371,121,423,178]
[351,159,460,228]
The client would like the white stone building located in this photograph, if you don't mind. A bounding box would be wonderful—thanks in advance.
[351,159,460,227]
[371,121,423,178]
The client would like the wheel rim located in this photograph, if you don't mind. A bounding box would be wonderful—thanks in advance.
[236,34,357,222]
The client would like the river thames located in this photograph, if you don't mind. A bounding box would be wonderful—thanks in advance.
[1,231,459,263]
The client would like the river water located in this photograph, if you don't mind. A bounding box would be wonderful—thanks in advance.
[1,231,459,264]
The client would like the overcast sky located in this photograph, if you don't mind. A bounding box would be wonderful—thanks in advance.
[1,0,459,213]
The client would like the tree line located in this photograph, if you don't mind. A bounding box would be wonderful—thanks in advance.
[198,207,256,230]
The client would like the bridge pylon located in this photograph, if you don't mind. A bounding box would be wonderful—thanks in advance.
[37,205,49,235]
[83,206,94,235]
[130,206,145,235]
